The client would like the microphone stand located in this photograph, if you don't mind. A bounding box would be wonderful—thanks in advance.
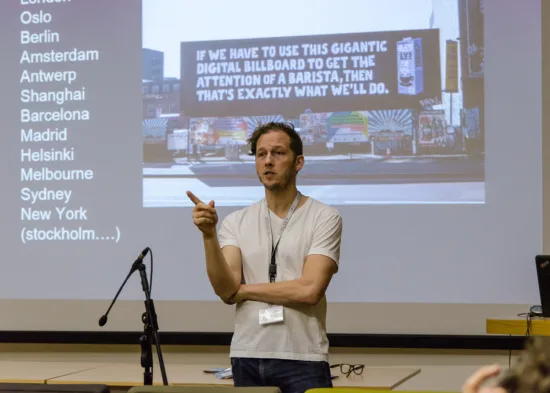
[98,247,168,386]
[137,261,168,386]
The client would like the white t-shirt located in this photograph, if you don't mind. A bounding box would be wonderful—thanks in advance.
[218,196,343,362]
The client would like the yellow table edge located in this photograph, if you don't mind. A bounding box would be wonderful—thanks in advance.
[486,318,550,336]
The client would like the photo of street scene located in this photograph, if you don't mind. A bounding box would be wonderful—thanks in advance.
[141,0,484,207]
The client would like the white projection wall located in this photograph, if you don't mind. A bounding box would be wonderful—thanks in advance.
[0,0,543,334]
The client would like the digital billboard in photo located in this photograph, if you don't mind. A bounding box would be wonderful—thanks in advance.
[142,0,486,208]
[179,29,442,119]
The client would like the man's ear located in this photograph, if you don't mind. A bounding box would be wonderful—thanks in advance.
[295,155,305,172]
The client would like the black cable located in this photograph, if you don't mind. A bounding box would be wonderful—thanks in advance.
[506,328,515,368]
[516,312,534,335]
[509,310,537,367]
[149,248,153,294]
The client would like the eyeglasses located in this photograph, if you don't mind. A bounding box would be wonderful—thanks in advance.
[330,363,365,377]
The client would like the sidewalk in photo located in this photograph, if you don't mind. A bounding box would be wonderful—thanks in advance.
[143,164,194,175]
[181,153,476,164]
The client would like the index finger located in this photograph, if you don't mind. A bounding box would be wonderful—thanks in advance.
[186,190,203,205]
[463,365,501,393]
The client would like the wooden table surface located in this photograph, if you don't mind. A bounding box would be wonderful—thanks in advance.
[0,360,103,384]
[46,362,420,390]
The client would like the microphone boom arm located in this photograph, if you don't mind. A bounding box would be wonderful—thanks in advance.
[98,247,149,327]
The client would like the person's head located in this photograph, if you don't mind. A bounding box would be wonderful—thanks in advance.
[247,121,304,192]
[498,336,550,393]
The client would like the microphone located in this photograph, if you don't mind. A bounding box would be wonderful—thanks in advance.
[98,314,108,327]
[98,247,151,327]
[130,247,151,273]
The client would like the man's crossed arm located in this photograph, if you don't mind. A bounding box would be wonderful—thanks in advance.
[227,254,337,306]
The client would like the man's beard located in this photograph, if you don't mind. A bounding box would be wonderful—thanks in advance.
[259,172,292,192]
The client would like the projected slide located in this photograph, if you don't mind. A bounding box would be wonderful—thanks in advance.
[9,0,535,308]
[142,0,485,207]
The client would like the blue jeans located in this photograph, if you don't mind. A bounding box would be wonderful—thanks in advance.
[231,357,333,393]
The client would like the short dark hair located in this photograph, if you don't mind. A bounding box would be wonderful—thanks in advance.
[247,121,303,157]
[498,336,550,393]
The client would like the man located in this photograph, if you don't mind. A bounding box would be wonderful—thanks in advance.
[187,122,343,393]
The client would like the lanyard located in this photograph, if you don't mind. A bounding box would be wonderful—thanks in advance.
[265,192,301,283]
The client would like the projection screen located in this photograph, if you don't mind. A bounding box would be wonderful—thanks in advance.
[0,0,543,336]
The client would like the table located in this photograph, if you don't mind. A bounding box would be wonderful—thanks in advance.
[46,362,420,390]
[0,361,103,384]
[47,364,223,387]
[331,367,421,390]
[486,318,550,336]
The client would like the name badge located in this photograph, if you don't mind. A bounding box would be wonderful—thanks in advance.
[259,305,284,325]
